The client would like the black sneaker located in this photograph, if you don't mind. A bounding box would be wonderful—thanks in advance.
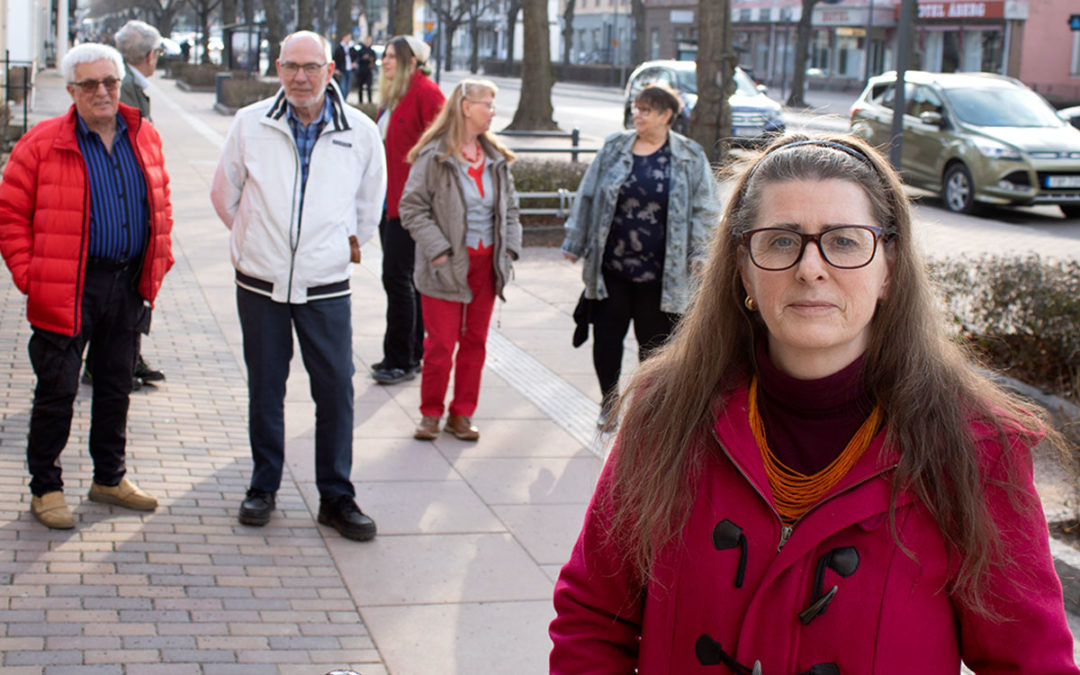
[317,495,377,541]
[135,355,165,383]
[238,488,275,526]
[372,366,416,385]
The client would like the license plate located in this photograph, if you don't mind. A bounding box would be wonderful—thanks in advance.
[734,126,763,138]
[1045,175,1080,188]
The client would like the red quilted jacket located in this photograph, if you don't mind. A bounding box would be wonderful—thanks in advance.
[0,103,173,336]
[382,70,444,219]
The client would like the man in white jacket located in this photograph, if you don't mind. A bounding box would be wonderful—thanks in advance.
[210,31,386,541]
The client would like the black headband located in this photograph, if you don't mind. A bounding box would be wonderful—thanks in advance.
[765,139,875,168]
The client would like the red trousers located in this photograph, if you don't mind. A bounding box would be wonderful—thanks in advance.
[419,246,496,417]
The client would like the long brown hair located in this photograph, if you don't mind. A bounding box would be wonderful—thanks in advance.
[607,133,1057,617]
[377,36,418,110]
[406,79,514,164]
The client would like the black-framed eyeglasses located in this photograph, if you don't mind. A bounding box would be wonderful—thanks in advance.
[279,61,327,77]
[71,77,121,93]
[742,225,886,271]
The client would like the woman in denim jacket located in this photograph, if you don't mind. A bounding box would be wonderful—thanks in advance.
[562,84,722,426]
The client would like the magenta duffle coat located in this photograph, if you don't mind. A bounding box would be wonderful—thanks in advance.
[550,382,1079,674]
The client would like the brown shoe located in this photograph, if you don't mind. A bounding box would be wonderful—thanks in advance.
[88,478,158,511]
[445,415,479,441]
[31,491,75,529]
[414,416,441,440]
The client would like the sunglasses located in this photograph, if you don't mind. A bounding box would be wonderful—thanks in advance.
[71,77,121,93]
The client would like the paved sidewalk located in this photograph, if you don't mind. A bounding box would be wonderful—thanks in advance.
[1,69,1078,674]
[0,69,617,674]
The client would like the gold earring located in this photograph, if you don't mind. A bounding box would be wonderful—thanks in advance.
[744,296,757,311]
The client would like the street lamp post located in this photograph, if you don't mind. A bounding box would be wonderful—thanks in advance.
[863,0,874,84]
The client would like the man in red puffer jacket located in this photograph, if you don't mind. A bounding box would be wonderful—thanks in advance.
[0,43,174,530]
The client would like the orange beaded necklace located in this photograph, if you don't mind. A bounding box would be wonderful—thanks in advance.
[748,376,883,526]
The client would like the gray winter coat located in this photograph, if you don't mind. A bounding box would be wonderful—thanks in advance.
[561,130,722,314]
[399,136,522,303]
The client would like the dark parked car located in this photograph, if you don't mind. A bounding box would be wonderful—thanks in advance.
[851,70,1080,218]
[623,60,785,143]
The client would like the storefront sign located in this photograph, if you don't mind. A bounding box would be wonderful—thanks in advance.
[904,1,1005,20]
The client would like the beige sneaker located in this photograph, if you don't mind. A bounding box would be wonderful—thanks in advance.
[31,491,75,529]
[414,416,441,441]
[88,478,158,511]
[445,415,480,441]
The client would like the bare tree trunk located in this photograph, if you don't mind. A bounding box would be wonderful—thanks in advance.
[504,0,521,66]
[689,0,734,163]
[335,0,354,39]
[394,0,414,36]
[630,0,644,65]
[262,0,284,75]
[560,0,574,64]
[786,0,817,108]
[469,13,480,73]
[221,0,236,25]
[507,0,556,130]
[297,0,314,31]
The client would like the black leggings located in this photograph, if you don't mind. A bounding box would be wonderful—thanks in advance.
[592,270,678,410]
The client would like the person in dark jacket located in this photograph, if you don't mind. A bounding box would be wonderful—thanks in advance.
[331,33,354,104]
[105,19,168,387]
[0,43,175,530]
[352,35,377,104]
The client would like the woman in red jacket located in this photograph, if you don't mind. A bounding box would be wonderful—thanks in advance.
[371,35,445,386]
[550,135,1079,673]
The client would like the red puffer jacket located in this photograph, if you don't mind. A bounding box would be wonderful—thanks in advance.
[382,70,444,219]
[0,103,173,336]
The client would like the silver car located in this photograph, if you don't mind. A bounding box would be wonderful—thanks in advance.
[623,60,785,143]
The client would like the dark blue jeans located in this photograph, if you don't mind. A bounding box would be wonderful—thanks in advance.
[27,265,145,496]
[237,288,355,500]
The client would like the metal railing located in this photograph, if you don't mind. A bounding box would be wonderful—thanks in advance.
[501,127,598,163]
[517,187,577,218]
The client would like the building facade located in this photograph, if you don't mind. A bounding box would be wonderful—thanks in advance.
[642,0,1080,105]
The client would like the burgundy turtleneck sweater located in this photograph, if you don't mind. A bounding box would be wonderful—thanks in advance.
[754,340,878,476]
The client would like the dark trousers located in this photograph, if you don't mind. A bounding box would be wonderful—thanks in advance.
[592,270,679,410]
[356,70,373,103]
[27,265,144,496]
[237,288,355,500]
[378,214,424,370]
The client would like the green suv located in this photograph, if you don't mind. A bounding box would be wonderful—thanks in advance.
[850,71,1080,218]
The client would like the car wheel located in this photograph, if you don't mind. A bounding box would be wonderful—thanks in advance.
[943,163,976,214]
[1062,205,1080,220]
[623,105,633,129]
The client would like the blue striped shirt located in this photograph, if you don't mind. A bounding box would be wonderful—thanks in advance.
[287,97,331,214]
[75,113,149,261]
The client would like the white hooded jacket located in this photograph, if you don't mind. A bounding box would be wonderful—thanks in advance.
[211,83,386,304]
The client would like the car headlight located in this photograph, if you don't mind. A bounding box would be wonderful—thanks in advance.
[972,137,1021,160]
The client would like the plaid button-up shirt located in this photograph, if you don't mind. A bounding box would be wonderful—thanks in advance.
[287,96,332,214]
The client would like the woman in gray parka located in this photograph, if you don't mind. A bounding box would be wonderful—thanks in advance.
[399,79,522,442]
[562,84,722,427]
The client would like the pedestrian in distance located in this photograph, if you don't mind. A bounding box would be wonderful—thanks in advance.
[352,35,377,105]
[371,35,445,386]
[210,31,387,541]
[400,79,522,442]
[0,43,174,529]
[94,19,168,390]
[562,83,721,429]
[550,134,1080,673]
[332,32,354,105]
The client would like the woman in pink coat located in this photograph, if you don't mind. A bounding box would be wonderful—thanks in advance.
[550,134,1079,674]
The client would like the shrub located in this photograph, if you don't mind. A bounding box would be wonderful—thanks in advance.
[508,158,590,246]
[218,77,280,109]
[177,63,228,88]
[931,254,1080,400]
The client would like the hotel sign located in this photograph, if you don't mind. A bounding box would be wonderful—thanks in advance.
[914,1,1005,20]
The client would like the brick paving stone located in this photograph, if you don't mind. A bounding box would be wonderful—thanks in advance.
[4,649,83,665]
[123,635,199,649]
[161,648,235,663]
[125,665,202,675]
[81,623,157,637]
[84,649,161,664]
[44,667,124,675]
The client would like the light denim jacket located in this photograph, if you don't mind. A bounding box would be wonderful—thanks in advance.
[561,130,722,314]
